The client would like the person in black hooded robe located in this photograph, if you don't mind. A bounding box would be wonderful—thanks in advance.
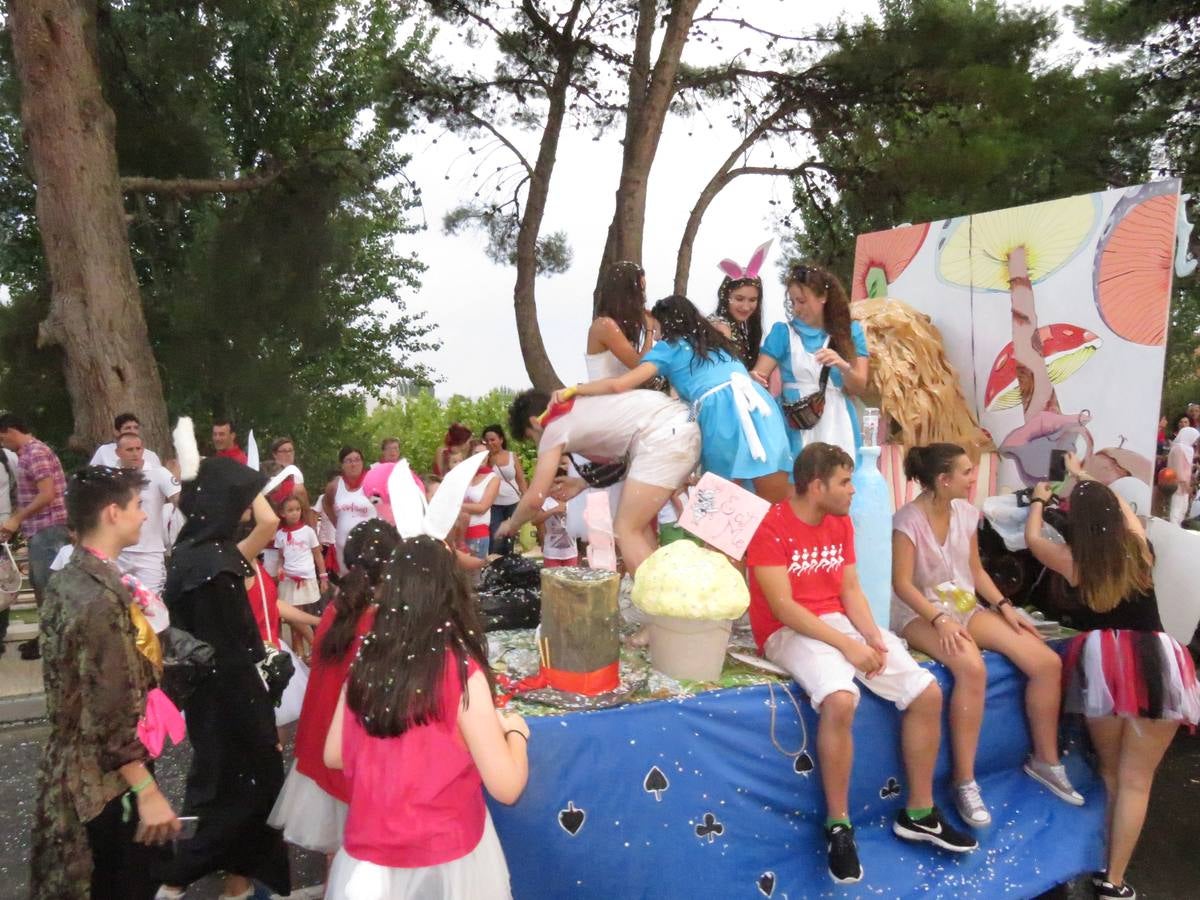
[156,457,291,898]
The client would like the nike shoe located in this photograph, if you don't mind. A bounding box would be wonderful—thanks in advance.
[893,807,978,852]
[824,823,863,884]
[1094,879,1136,899]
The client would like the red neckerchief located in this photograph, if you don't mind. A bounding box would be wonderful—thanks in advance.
[477,465,494,475]
[538,397,576,428]
[342,472,365,491]
[278,520,306,544]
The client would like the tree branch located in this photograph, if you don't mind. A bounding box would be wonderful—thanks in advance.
[463,112,533,176]
[692,14,835,43]
[120,169,281,195]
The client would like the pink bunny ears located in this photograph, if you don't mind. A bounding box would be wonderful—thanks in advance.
[717,239,773,282]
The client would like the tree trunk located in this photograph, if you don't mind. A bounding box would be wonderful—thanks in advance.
[8,0,170,456]
[594,0,702,314]
[511,0,586,392]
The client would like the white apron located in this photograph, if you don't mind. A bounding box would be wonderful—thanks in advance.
[785,327,856,460]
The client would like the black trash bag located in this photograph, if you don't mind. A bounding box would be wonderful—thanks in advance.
[477,554,542,632]
[256,643,295,708]
[158,626,216,708]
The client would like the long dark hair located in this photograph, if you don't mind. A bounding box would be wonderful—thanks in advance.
[597,260,647,346]
[715,277,763,364]
[1066,480,1152,613]
[347,535,491,737]
[786,263,857,363]
[318,520,400,664]
[650,295,742,371]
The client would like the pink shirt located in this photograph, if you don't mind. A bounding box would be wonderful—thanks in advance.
[891,498,981,601]
[342,655,485,867]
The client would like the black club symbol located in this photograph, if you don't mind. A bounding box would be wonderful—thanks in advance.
[695,812,725,844]
[879,776,901,800]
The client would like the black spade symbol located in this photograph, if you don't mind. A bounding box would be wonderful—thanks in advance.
[879,776,901,800]
[757,871,776,897]
[792,752,814,776]
[643,766,669,801]
[558,801,586,836]
[695,812,725,844]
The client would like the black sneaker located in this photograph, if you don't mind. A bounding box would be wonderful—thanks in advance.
[824,823,863,884]
[1094,879,1136,899]
[893,806,978,852]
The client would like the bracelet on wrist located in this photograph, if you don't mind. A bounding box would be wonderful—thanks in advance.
[997,598,1013,609]
[505,729,528,743]
[929,611,948,627]
[1029,497,1046,506]
[130,774,155,794]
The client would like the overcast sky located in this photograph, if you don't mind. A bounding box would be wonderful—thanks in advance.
[394,0,1083,399]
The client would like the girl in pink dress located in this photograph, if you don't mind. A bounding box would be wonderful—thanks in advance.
[323,534,530,899]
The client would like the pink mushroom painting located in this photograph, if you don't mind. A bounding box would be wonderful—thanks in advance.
[938,194,1101,483]
[852,222,930,301]
[1093,181,1179,347]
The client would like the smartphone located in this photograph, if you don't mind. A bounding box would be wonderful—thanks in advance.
[175,816,200,842]
[1048,449,1067,482]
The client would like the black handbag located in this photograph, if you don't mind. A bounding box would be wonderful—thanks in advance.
[158,626,216,707]
[781,365,831,430]
[570,453,630,489]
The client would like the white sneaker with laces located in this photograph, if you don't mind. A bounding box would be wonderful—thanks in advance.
[954,779,991,827]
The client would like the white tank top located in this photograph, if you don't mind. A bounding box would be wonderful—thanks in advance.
[492,453,521,505]
[585,349,631,380]
[464,473,497,532]
[333,477,376,568]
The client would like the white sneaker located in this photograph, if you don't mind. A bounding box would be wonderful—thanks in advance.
[1023,756,1084,805]
[954,779,991,827]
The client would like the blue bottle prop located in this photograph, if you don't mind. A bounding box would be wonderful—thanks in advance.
[850,408,892,628]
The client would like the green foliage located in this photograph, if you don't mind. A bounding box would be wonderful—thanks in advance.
[362,388,536,479]
[443,203,573,273]
[0,0,438,449]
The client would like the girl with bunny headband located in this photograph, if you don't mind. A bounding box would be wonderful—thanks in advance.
[322,451,529,899]
[710,240,770,369]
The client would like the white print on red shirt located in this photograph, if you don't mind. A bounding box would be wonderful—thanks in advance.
[787,544,845,577]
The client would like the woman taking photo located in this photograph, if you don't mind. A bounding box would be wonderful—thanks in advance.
[1025,454,1199,900]
[482,424,526,554]
[752,263,869,462]
[891,444,1082,830]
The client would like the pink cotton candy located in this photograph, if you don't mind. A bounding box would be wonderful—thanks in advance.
[137,687,186,758]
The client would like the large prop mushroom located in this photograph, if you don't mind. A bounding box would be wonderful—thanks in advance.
[938,194,1101,482]
[1093,181,1180,347]
[983,324,1103,413]
[852,222,930,300]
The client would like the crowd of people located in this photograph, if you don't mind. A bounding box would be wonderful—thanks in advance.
[6,254,1197,900]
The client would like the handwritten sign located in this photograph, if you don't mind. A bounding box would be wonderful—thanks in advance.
[584,490,618,571]
[679,472,771,560]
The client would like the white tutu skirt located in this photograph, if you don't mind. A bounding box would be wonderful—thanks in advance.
[268,761,347,854]
[326,810,512,900]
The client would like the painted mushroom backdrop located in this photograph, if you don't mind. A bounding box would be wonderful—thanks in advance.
[852,179,1184,489]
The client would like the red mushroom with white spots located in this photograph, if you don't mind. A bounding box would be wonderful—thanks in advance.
[984,324,1103,413]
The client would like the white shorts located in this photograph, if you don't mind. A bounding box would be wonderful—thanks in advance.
[890,595,981,636]
[627,415,701,490]
[764,612,936,712]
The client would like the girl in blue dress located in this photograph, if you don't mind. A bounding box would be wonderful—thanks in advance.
[557,295,792,501]
[751,264,870,464]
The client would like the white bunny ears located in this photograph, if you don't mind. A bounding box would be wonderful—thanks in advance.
[717,238,773,282]
[172,416,297,497]
[388,450,488,541]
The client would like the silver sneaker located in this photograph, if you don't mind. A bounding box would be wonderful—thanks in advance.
[954,779,991,827]
[1023,756,1084,806]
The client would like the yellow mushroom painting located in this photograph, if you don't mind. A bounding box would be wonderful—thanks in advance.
[850,179,1187,488]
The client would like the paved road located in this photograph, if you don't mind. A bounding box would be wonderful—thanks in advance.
[1,721,1197,898]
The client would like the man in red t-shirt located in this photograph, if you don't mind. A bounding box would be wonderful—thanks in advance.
[747,443,975,884]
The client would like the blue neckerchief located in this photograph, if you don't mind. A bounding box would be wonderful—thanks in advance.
[789,319,827,341]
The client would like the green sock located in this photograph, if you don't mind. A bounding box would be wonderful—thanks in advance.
[825,815,851,829]
[906,806,933,821]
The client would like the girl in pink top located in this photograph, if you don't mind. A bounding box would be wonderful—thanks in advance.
[890,443,1081,829]
[323,534,530,899]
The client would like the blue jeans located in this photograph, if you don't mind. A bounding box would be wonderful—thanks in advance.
[489,503,518,555]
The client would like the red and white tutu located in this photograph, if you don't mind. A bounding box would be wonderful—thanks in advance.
[268,761,348,854]
[1063,629,1200,725]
